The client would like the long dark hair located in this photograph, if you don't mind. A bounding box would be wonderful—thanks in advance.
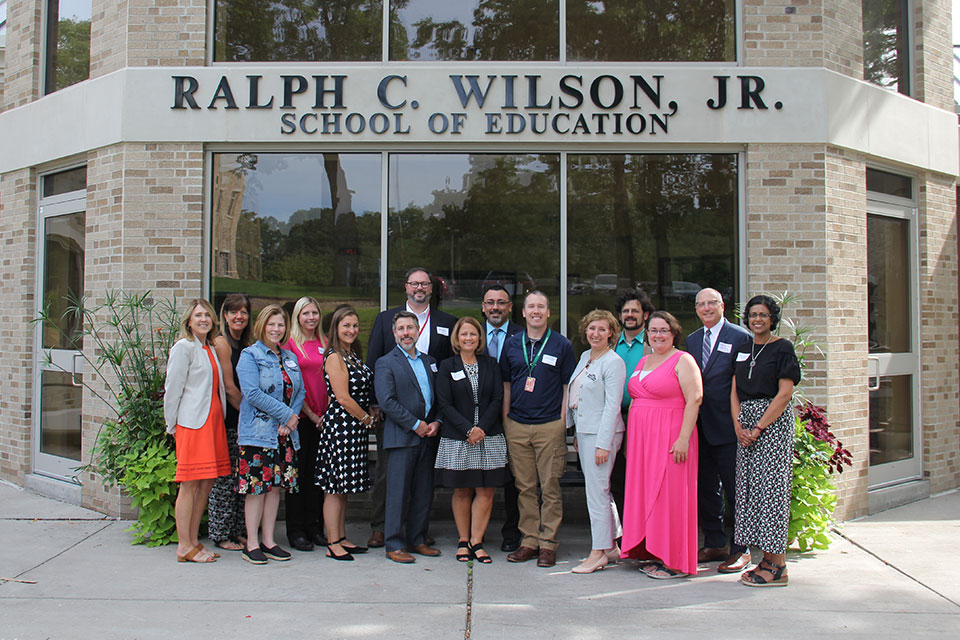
[325,305,363,360]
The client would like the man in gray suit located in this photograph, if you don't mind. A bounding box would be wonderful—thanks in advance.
[374,311,442,564]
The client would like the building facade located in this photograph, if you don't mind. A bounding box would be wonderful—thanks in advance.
[0,1,957,520]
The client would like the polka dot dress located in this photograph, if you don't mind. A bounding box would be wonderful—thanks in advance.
[315,351,374,494]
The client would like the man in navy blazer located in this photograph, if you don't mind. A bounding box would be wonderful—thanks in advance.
[374,311,443,563]
[365,267,457,548]
[481,284,524,552]
[686,288,752,573]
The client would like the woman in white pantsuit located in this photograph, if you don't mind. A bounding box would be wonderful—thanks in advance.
[567,310,627,574]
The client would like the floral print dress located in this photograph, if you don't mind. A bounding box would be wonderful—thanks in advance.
[236,364,299,495]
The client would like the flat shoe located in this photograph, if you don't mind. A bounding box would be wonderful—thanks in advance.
[260,544,291,561]
[718,552,752,574]
[215,540,244,552]
[642,563,688,580]
[178,544,216,563]
[241,547,268,565]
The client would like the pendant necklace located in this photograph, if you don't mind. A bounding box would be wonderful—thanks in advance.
[748,336,772,380]
[586,346,609,370]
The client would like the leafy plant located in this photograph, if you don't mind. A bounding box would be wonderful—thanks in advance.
[37,290,181,544]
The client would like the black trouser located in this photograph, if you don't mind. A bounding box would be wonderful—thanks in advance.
[285,416,324,540]
[697,436,746,554]
[500,479,521,542]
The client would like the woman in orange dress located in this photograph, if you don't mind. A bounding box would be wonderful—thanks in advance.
[164,298,232,563]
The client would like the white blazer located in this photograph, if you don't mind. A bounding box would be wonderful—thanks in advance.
[163,337,227,434]
[566,349,626,452]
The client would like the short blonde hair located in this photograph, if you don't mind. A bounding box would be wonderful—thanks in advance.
[253,304,289,345]
[579,309,620,348]
[450,316,486,354]
[178,299,219,345]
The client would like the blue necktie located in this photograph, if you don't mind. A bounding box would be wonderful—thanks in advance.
[489,328,501,360]
[702,327,712,367]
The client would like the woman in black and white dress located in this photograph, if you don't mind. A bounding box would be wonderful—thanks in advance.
[435,316,508,564]
[730,294,801,587]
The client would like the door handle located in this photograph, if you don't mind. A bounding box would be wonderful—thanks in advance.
[867,356,880,391]
[71,353,83,387]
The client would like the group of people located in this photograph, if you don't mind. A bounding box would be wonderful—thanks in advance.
[163,268,800,588]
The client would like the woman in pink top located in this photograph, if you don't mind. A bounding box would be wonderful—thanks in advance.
[281,296,329,552]
[621,311,703,579]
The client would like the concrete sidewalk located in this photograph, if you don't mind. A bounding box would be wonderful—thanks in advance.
[1,481,958,639]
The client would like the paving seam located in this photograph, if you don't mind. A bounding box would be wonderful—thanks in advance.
[0,517,111,521]
[832,526,960,609]
[464,558,474,639]
[2,520,115,583]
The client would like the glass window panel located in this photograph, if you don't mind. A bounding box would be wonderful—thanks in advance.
[42,166,87,198]
[567,0,735,62]
[863,0,910,95]
[387,153,560,326]
[869,374,913,466]
[867,214,910,353]
[214,0,383,62]
[40,370,83,461]
[866,168,913,199]
[42,212,85,350]
[390,0,559,61]
[211,153,382,346]
[44,0,91,94]
[567,154,738,352]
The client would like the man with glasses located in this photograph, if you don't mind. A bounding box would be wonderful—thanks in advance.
[686,288,752,573]
[366,267,457,548]
[481,285,523,552]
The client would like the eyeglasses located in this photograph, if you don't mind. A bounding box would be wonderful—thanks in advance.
[695,300,721,309]
[406,281,432,289]
[483,300,510,307]
[748,312,770,319]
[647,328,673,335]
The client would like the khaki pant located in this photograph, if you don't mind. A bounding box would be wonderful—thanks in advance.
[504,417,567,551]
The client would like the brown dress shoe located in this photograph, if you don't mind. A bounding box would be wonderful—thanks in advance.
[718,551,752,573]
[537,548,556,568]
[407,543,442,557]
[367,531,385,548]
[386,549,416,564]
[697,546,729,563]
[506,546,539,563]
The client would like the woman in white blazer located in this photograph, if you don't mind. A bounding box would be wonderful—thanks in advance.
[566,310,626,574]
[164,299,231,563]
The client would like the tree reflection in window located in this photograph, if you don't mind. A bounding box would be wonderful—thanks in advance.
[45,0,91,94]
[862,0,910,95]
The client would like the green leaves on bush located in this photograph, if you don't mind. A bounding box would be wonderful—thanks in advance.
[120,444,179,546]
[790,414,841,551]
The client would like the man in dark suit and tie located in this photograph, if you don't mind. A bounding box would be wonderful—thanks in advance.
[374,311,443,563]
[481,285,524,552]
[686,287,753,573]
[365,267,457,548]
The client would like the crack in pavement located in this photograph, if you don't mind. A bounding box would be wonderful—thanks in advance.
[1,520,115,584]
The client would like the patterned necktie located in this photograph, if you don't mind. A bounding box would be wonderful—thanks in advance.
[702,327,712,367]
[489,328,501,360]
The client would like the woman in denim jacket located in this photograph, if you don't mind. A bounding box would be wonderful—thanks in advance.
[236,304,306,565]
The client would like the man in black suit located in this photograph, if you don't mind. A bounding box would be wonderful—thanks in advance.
[374,311,442,563]
[481,285,524,552]
[686,287,753,573]
[366,267,457,548]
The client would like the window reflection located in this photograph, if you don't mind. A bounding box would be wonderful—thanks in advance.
[387,154,560,324]
[44,0,91,94]
[390,0,559,61]
[214,0,383,62]
[863,0,910,95]
[867,214,910,353]
[869,375,913,466]
[211,153,382,343]
[40,370,83,461]
[567,0,735,62]
[43,212,85,350]
[567,154,738,350]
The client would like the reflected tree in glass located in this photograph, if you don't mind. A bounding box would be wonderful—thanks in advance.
[862,0,909,94]
[567,0,735,62]
[45,0,91,94]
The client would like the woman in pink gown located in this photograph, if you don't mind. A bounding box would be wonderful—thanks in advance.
[621,311,703,578]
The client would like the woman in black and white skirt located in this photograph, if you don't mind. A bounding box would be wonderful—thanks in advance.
[435,316,508,564]
[730,294,801,587]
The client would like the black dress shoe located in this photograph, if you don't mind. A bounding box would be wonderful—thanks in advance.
[501,538,520,553]
[310,531,328,547]
[289,535,314,552]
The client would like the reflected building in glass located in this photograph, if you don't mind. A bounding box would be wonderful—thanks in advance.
[0,0,957,522]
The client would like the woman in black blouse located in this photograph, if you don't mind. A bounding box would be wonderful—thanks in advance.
[730,295,801,587]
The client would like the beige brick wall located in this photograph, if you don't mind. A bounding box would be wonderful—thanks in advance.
[127,0,206,68]
[742,0,862,77]
[917,172,960,492]
[1,0,43,112]
[0,167,38,484]
[90,0,129,78]
[913,0,954,111]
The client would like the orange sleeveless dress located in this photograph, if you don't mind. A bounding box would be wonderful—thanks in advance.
[174,346,232,481]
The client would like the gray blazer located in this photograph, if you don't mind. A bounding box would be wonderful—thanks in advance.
[374,346,440,450]
[163,337,227,434]
[566,349,626,451]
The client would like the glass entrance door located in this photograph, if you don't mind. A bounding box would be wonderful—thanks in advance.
[867,201,921,486]
[34,172,86,481]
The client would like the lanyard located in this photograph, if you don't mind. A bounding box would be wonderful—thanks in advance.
[522,329,551,376]
[417,308,431,338]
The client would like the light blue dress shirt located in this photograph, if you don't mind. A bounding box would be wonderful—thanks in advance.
[485,320,509,361]
[400,345,433,430]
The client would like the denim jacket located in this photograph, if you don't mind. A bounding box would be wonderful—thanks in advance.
[237,340,305,450]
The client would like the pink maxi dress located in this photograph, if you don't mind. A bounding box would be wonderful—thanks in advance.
[621,350,699,574]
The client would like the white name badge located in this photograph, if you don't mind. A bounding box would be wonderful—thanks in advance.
[542,354,558,366]
[430,362,438,372]
[736,352,750,362]
[451,370,466,381]
[437,326,449,336]
[284,359,299,369]
[717,342,732,353]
